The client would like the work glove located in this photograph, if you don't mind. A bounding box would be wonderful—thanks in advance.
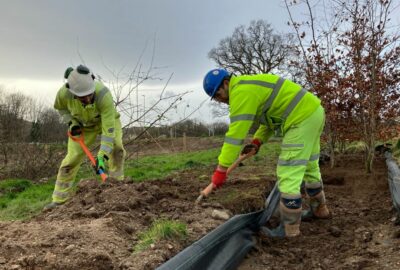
[241,138,262,155]
[68,120,82,136]
[95,154,108,174]
[212,168,227,188]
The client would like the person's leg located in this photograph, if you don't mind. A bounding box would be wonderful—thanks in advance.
[48,130,98,207]
[263,106,325,237]
[108,118,126,180]
[303,106,330,219]
[272,133,309,237]
[261,193,303,238]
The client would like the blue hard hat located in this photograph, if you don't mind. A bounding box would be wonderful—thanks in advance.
[203,68,230,98]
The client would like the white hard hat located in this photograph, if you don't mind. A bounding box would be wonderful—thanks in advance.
[66,65,95,97]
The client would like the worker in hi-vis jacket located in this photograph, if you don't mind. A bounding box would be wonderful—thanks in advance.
[202,68,330,238]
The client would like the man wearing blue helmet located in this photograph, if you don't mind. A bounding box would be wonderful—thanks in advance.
[203,68,330,238]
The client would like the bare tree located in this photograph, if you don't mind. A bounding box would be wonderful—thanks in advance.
[209,101,229,118]
[285,0,400,172]
[208,19,296,75]
[32,108,66,142]
[207,121,229,136]
[208,19,297,118]
[0,90,65,180]
[341,0,400,172]
[0,91,32,142]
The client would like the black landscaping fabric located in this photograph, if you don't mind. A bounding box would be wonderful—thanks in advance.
[385,152,400,213]
[157,184,279,270]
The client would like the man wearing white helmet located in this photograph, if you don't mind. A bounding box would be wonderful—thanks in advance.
[44,65,126,209]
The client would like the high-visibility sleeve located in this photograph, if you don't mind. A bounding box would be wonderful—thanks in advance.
[54,86,78,126]
[253,124,274,143]
[96,89,116,158]
[218,90,259,167]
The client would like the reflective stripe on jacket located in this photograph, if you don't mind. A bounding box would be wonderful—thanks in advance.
[54,82,120,157]
[218,74,321,167]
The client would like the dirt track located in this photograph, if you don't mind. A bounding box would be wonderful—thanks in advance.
[0,152,399,269]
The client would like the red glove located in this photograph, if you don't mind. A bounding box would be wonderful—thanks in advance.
[212,169,227,188]
[241,138,262,155]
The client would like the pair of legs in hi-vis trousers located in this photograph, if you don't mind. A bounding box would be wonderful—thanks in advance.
[51,119,126,205]
[263,105,330,238]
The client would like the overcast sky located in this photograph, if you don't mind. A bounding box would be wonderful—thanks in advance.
[0,0,299,123]
[2,1,397,124]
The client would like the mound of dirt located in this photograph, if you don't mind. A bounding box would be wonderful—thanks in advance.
[0,162,271,270]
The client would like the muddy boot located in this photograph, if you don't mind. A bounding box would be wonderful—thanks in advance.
[260,224,285,238]
[43,202,63,211]
[302,187,330,220]
[261,194,302,238]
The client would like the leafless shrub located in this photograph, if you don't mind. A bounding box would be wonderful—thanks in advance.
[0,143,65,180]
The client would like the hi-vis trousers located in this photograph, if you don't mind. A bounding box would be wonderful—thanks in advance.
[52,119,126,203]
[277,105,325,196]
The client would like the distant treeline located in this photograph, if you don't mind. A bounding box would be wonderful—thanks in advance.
[125,119,229,139]
[0,90,230,144]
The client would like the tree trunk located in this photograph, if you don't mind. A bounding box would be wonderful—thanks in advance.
[365,145,374,173]
[183,132,187,152]
[327,129,336,169]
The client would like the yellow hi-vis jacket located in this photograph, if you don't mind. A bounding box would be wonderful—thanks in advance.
[219,74,321,167]
[54,81,120,157]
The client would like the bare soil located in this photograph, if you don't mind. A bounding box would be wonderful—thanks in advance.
[0,150,399,270]
[240,154,400,270]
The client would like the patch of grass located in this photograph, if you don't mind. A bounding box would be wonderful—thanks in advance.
[0,179,33,209]
[0,179,55,220]
[134,219,187,252]
[0,179,32,196]
[392,142,400,165]
[124,141,281,182]
[218,186,261,203]
[344,141,366,153]
[125,148,220,181]
[219,189,239,203]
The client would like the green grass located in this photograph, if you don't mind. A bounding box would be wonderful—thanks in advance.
[134,219,187,252]
[0,179,33,209]
[0,179,32,195]
[391,140,400,164]
[125,148,221,181]
[125,142,281,182]
[219,189,239,203]
[0,179,55,220]
[344,141,367,153]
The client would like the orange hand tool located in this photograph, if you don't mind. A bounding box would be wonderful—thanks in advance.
[68,131,108,182]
